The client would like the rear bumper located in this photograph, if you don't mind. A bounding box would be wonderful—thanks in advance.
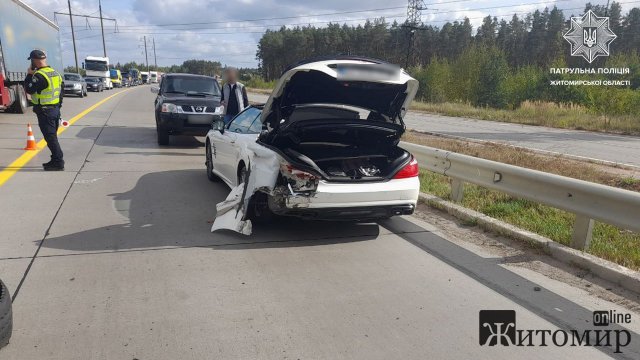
[157,112,221,136]
[272,177,419,219]
[275,204,415,220]
[63,88,82,95]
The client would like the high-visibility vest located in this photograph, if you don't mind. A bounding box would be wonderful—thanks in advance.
[31,66,62,105]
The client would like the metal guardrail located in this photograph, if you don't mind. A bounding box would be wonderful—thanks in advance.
[400,141,640,250]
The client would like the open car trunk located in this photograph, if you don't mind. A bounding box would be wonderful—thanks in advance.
[261,119,411,181]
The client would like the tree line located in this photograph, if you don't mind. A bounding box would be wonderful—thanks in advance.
[255,3,640,114]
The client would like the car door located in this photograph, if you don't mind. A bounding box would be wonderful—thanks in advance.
[211,107,260,184]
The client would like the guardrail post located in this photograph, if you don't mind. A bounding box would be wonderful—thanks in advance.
[451,179,464,203]
[571,215,594,250]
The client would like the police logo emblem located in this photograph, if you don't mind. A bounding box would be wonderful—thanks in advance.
[563,10,617,63]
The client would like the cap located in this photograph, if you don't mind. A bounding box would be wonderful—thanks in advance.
[27,49,46,60]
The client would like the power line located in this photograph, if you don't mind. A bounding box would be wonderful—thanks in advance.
[102,14,407,34]
[109,6,408,28]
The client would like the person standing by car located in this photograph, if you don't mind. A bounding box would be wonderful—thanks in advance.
[221,67,249,124]
[23,49,64,171]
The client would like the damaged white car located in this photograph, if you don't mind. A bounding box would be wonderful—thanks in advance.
[206,57,420,235]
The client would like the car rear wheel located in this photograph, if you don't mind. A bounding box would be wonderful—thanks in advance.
[205,142,220,182]
[157,126,169,146]
[0,278,13,349]
[248,192,275,224]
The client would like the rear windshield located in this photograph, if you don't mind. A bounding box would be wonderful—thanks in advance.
[163,77,220,96]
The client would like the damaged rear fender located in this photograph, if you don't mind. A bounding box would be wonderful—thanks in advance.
[210,142,281,235]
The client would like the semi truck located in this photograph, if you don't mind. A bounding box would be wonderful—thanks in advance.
[85,56,112,89]
[0,0,64,113]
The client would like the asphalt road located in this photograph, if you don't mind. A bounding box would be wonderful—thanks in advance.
[250,92,640,167]
[0,86,638,359]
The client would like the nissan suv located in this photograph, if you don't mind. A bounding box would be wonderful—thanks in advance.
[152,74,222,145]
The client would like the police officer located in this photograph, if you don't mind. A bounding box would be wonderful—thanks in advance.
[24,49,64,171]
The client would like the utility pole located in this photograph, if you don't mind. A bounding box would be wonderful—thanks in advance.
[152,38,157,70]
[99,0,107,57]
[143,36,149,73]
[403,0,426,68]
[67,0,79,73]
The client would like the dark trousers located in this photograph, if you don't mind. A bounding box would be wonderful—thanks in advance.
[35,106,63,163]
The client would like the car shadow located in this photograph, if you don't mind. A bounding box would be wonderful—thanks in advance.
[75,126,205,149]
[40,169,380,253]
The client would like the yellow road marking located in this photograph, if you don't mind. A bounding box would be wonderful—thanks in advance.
[0,88,130,187]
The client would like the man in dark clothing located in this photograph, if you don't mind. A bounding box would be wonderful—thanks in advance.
[221,67,249,124]
[23,49,64,171]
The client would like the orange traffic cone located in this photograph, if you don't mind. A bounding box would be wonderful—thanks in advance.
[23,123,37,150]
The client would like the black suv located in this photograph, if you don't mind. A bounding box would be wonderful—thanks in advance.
[152,74,222,145]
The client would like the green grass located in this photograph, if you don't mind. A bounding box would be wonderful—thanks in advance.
[410,100,640,135]
[419,171,640,270]
[244,77,277,90]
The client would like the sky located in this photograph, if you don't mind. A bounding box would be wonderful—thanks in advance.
[21,0,639,69]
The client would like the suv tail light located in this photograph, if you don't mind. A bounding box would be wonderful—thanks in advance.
[393,156,419,179]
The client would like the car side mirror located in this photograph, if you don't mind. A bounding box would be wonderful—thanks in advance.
[150,86,159,94]
[213,118,225,133]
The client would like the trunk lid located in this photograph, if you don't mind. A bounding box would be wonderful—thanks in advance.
[260,58,418,131]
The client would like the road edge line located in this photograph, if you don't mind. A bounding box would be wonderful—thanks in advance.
[418,192,640,295]
[0,89,129,187]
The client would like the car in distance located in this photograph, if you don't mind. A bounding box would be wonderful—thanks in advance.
[84,77,104,92]
[206,57,420,230]
[63,73,87,97]
[152,73,222,145]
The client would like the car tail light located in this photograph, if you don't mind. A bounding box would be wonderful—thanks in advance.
[280,163,319,192]
[393,156,419,179]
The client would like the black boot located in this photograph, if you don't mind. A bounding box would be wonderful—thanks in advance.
[44,161,64,171]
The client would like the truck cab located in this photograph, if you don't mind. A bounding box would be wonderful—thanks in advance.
[85,56,112,89]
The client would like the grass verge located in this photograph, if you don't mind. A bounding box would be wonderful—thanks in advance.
[419,171,640,270]
[404,131,640,192]
[404,131,640,270]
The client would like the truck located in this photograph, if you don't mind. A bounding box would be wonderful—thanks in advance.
[110,68,122,87]
[149,71,158,83]
[141,71,149,84]
[0,0,64,113]
[128,68,141,85]
[84,56,112,89]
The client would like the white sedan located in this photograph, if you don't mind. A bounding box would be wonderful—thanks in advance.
[206,57,420,234]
